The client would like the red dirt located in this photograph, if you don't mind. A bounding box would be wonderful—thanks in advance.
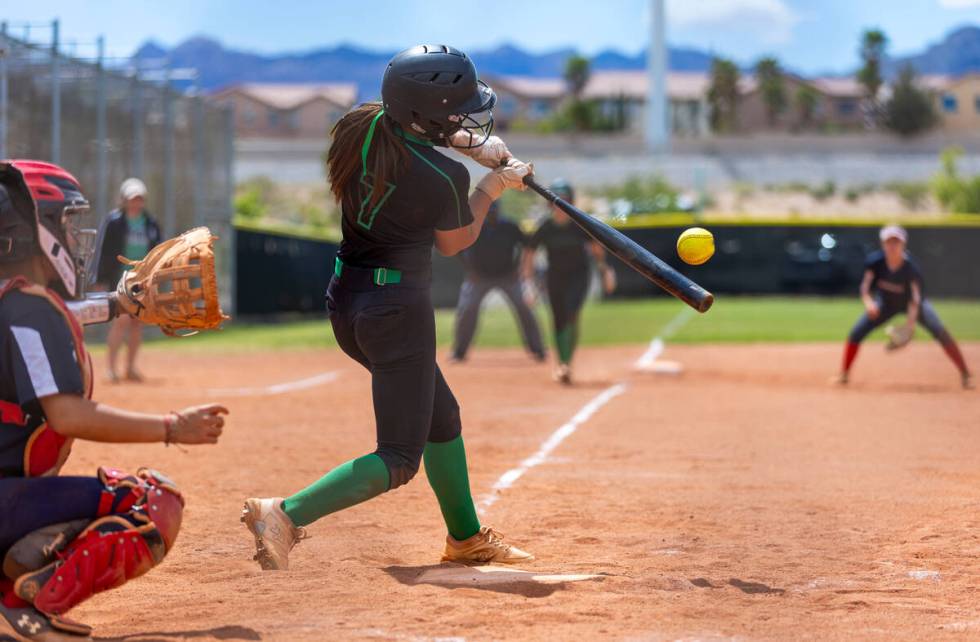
[62,341,980,641]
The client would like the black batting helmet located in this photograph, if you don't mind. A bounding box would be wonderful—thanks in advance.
[381,44,496,147]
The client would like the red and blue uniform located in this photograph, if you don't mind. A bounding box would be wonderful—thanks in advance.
[0,277,183,634]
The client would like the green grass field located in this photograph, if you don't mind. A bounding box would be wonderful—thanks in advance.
[127,297,980,353]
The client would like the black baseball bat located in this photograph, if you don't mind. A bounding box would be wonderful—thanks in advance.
[523,176,714,313]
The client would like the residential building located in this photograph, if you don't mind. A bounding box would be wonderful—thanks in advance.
[209,83,358,138]
[934,73,980,132]
[737,75,865,132]
[581,71,711,137]
[483,75,566,128]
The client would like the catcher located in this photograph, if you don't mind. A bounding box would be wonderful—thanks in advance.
[836,224,973,389]
[0,160,227,642]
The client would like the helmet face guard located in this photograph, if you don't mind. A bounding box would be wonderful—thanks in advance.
[5,161,94,298]
[446,80,496,149]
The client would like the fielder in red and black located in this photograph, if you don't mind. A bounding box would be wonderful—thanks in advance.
[837,224,973,389]
[0,160,227,641]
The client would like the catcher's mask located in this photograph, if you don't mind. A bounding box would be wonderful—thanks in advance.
[0,160,95,298]
[381,44,496,148]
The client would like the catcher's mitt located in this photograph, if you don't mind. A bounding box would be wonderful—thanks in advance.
[116,227,229,336]
[885,324,914,351]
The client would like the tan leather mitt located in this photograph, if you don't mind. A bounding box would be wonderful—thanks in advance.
[116,226,229,336]
[884,324,914,351]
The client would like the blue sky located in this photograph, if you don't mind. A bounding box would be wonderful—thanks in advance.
[3,0,979,73]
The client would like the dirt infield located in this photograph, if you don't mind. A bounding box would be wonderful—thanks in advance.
[63,339,979,641]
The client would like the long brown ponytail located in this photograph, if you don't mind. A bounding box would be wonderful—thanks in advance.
[327,102,409,215]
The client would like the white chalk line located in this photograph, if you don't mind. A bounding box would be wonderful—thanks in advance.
[478,382,627,512]
[634,306,696,369]
[479,306,695,513]
[205,370,338,396]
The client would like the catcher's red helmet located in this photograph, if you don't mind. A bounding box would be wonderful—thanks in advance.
[0,160,92,297]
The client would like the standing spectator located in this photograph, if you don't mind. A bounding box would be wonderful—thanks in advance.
[451,201,545,362]
[93,178,161,383]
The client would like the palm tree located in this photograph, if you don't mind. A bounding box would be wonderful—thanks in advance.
[563,55,592,133]
[755,56,787,127]
[857,29,888,104]
[563,55,591,98]
[708,57,740,133]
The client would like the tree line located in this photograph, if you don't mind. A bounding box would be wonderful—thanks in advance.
[708,28,937,136]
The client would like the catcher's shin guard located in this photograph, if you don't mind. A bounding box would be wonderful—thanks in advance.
[12,468,184,616]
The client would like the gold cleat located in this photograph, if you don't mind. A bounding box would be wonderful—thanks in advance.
[240,497,308,571]
[441,526,535,565]
[553,364,572,386]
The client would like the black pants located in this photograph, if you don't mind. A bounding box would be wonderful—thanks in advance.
[848,297,951,344]
[546,270,590,364]
[453,274,545,359]
[326,274,461,489]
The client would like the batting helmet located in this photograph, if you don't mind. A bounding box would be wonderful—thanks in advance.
[381,44,496,147]
[0,160,93,298]
[550,179,575,204]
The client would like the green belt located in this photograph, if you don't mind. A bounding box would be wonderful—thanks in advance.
[334,257,402,286]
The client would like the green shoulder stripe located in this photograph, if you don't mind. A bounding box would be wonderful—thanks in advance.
[405,144,462,229]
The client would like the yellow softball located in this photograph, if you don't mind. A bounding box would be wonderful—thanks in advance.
[676,227,715,265]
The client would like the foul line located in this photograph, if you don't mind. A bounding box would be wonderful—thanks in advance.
[633,307,696,369]
[205,371,338,397]
[478,382,628,512]
[479,306,696,513]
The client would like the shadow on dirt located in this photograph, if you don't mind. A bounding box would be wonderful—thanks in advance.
[98,625,262,641]
[689,577,786,595]
[385,563,604,598]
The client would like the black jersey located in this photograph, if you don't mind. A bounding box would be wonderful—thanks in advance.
[338,139,473,274]
[0,280,87,478]
[463,218,526,278]
[528,218,592,276]
[865,250,924,310]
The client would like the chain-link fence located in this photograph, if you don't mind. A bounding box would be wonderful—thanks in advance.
[0,20,235,311]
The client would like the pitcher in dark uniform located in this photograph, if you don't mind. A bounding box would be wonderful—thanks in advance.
[523,180,616,385]
[451,200,545,362]
[837,224,973,389]
[241,45,535,570]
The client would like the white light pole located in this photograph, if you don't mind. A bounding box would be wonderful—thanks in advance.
[646,0,669,153]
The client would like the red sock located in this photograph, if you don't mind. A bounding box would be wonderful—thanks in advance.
[842,341,860,373]
[0,579,29,608]
[941,339,970,376]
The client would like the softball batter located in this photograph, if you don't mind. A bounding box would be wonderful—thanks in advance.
[523,180,615,385]
[242,45,534,569]
[837,224,973,389]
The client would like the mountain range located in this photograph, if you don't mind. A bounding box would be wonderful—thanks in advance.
[133,25,980,98]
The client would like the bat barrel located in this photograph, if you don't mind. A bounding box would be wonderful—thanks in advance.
[523,176,714,313]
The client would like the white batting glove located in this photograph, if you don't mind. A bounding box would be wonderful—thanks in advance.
[450,131,511,168]
[474,159,533,201]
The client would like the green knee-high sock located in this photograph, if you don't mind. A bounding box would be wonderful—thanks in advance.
[282,454,390,528]
[423,436,481,541]
[555,325,575,364]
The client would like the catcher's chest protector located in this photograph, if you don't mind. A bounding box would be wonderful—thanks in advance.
[0,277,93,477]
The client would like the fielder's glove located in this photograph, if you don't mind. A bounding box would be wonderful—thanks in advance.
[115,227,229,336]
[884,324,914,351]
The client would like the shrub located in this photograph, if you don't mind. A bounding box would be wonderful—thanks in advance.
[883,180,929,210]
[931,147,980,214]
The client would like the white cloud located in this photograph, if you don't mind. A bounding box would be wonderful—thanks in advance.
[937,0,980,7]
[666,0,800,45]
